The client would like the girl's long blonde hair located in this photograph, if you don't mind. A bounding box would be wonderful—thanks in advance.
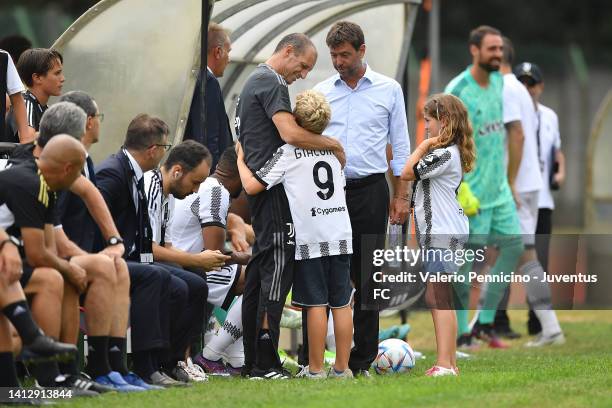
[423,93,476,173]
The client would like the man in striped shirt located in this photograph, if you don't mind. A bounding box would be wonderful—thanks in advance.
[144,140,230,381]
[6,48,64,143]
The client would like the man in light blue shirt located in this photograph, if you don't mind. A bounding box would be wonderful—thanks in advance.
[312,21,410,376]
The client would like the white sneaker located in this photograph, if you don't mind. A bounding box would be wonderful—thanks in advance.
[327,367,354,379]
[182,359,209,382]
[304,367,326,380]
[295,365,309,378]
[525,332,566,347]
[425,365,457,377]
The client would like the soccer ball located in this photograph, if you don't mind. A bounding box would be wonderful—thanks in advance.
[373,338,416,374]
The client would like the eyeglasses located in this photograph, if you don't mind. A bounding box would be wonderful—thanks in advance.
[151,143,172,151]
[93,113,104,123]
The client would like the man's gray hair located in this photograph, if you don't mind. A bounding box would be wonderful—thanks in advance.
[59,90,97,117]
[38,101,87,147]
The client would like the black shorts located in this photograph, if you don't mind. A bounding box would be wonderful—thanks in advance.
[19,260,34,288]
[292,254,353,308]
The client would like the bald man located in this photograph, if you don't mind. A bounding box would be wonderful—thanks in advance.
[0,136,118,395]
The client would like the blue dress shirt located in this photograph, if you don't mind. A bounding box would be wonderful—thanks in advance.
[314,64,410,179]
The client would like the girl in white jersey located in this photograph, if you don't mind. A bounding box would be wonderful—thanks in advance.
[401,94,476,377]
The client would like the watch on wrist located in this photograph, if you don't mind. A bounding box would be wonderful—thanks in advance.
[107,236,124,246]
[0,235,21,251]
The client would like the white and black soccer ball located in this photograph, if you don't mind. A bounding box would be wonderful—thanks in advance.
[373,338,416,374]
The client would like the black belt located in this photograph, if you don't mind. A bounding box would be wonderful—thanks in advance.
[345,173,385,190]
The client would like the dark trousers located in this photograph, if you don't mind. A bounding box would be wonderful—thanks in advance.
[535,208,553,271]
[242,185,295,371]
[346,174,389,371]
[126,262,171,352]
[159,263,208,363]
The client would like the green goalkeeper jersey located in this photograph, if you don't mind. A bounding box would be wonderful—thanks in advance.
[445,66,512,209]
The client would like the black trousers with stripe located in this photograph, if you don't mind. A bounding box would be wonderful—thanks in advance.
[242,185,295,372]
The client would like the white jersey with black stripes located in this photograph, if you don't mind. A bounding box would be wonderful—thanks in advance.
[412,143,468,249]
[169,177,230,253]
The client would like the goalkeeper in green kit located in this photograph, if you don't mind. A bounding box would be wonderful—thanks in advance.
[445,25,523,349]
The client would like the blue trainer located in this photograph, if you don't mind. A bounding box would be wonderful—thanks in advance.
[95,371,147,392]
[123,372,165,390]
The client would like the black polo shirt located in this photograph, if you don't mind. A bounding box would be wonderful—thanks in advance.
[0,160,56,239]
[235,63,291,173]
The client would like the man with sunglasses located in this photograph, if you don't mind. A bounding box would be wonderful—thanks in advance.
[96,114,195,387]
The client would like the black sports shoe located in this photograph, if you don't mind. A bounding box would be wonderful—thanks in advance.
[472,323,508,349]
[75,372,117,393]
[495,325,522,339]
[248,367,290,380]
[352,369,372,378]
[456,333,478,349]
[21,335,77,363]
[37,374,99,398]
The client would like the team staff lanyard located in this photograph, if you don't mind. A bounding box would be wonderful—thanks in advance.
[123,148,154,264]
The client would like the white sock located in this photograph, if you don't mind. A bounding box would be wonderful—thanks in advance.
[535,309,562,337]
[520,260,562,336]
[203,296,243,361]
[223,336,244,368]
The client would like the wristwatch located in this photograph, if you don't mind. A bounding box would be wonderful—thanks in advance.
[107,236,124,246]
[0,236,21,251]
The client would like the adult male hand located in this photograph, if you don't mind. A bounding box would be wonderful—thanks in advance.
[101,243,125,260]
[389,197,410,225]
[193,250,230,271]
[0,240,22,284]
[66,261,88,294]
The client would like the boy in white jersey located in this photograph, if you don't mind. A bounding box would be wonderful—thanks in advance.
[236,90,353,379]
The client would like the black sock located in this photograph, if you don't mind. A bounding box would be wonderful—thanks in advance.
[0,352,20,387]
[256,329,276,370]
[84,336,111,378]
[132,351,156,379]
[30,361,61,386]
[59,355,80,376]
[108,337,129,375]
[3,301,42,345]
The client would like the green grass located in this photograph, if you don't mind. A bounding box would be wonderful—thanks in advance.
[56,310,612,408]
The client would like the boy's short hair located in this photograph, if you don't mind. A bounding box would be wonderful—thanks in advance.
[17,48,63,87]
[293,90,331,134]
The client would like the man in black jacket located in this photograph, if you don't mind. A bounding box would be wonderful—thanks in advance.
[96,114,190,387]
[185,22,233,170]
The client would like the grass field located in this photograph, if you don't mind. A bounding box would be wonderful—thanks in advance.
[55,310,612,408]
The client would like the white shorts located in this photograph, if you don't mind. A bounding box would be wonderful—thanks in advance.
[207,264,240,310]
[517,191,539,246]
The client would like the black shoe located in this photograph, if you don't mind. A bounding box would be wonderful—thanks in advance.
[456,333,478,349]
[240,365,251,378]
[495,326,522,339]
[72,373,116,394]
[248,367,290,380]
[21,335,77,363]
[351,369,372,378]
[38,374,99,398]
[472,323,508,349]
[527,310,542,335]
